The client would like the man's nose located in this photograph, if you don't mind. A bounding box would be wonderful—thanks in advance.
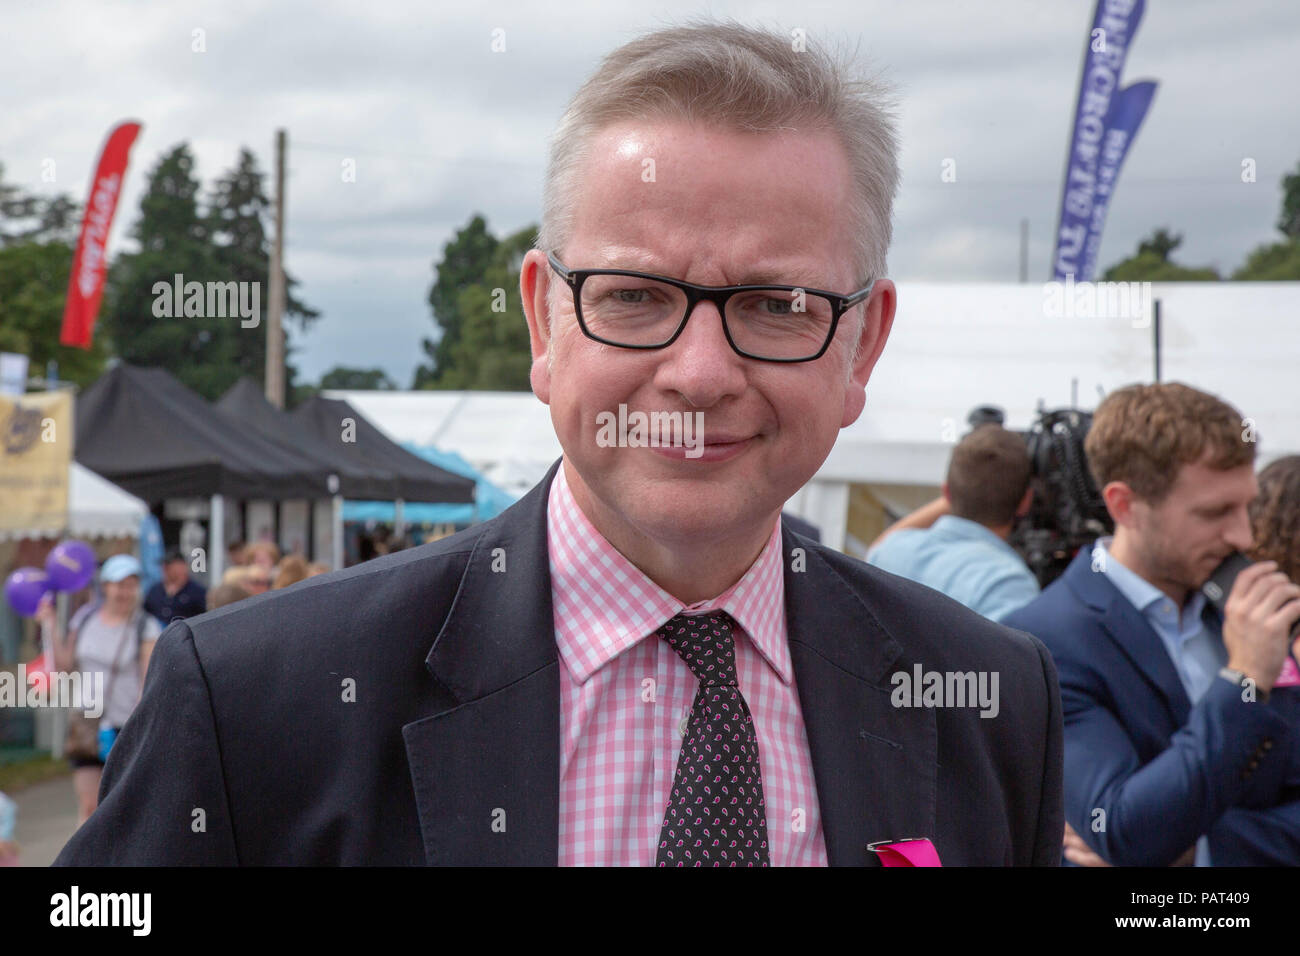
[652,299,748,405]
[1224,505,1254,554]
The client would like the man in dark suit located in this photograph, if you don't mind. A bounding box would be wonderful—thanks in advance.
[57,21,1061,866]
[1005,383,1300,866]
[142,550,207,626]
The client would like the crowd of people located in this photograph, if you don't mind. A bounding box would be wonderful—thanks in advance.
[204,541,329,614]
[869,381,1300,866]
[33,539,329,823]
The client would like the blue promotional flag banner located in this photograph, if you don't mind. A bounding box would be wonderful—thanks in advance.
[1052,0,1156,281]
[1080,80,1157,280]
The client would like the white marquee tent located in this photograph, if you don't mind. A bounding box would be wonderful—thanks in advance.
[0,461,149,542]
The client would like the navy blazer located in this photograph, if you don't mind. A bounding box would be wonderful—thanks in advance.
[57,459,1063,866]
[1004,546,1300,866]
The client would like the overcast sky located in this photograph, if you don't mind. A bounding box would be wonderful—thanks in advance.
[4,0,1297,387]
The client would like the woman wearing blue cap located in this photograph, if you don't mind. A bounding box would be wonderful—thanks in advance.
[38,553,162,825]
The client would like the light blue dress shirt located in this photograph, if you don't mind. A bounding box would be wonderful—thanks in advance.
[865,514,1040,622]
[1094,536,1228,867]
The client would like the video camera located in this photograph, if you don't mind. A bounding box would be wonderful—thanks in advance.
[965,403,1113,589]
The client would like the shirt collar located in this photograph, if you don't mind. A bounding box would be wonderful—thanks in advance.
[546,461,791,685]
[1095,536,1209,626]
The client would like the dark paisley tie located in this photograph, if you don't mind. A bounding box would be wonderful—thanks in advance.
[655,610,770,866]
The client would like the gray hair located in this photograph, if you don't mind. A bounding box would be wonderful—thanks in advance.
[537,20,900,283]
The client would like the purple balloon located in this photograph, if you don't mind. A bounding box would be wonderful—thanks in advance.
[5,567,52,617]
[45,539,96,592]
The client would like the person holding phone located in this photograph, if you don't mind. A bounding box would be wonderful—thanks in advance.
[1005,383,1300,866]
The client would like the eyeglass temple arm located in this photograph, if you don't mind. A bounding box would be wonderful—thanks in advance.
[842,278,877,309]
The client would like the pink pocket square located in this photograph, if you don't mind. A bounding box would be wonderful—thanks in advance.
[867,838,942,867]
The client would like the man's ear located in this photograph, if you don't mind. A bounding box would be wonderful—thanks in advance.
[1102,480,1137,528]
[841,279,897,429]
[520,249,554,404]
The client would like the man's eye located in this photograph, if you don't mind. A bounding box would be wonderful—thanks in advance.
[760,296,794,315]
[612,289,650,303]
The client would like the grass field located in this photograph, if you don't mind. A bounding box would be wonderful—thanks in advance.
[0,750,69,793]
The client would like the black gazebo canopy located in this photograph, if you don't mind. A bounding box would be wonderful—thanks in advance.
[290,395,475,505]
[217,377,395,501]
[76,365,329,503]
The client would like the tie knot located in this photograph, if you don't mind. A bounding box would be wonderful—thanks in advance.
[657,611,737,686]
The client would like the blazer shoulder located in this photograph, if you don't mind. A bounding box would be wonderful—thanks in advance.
[805,539,1049,675]
[1002,573,1103,658]
[187,521,492,671]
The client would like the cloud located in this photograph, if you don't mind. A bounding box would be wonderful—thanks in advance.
[3,0,1296,384]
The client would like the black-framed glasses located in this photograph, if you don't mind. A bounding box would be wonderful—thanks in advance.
[547,252,875,363]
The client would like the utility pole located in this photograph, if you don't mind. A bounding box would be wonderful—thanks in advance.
[1019,218,1029,283]
[266,128,287,408]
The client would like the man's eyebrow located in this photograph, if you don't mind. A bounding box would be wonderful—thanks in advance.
[597,257,833,288]
[734,269,821,286]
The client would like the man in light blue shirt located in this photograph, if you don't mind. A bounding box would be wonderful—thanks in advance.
[866,425,1039,623]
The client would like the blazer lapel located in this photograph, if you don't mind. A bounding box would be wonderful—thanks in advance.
[1063,547,1192,725]
[782,525,938,866]
[402,459,563,865]
[403,474,941,865]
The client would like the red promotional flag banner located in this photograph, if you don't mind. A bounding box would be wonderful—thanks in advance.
[59,120,143,349]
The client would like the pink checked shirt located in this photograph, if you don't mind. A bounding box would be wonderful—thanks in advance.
[548,463,829,866]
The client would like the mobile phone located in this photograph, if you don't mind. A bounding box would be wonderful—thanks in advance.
[1202,551,1300,639]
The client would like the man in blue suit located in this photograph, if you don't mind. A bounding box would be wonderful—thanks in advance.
[1005,382,1300,866]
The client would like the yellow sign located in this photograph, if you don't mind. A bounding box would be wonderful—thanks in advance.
[0,389,73,535]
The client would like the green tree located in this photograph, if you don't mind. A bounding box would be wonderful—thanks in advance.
[1232,240,1300,280]
[0,161,41,245]
[0,163,104,384]
[0,163,80,248]
[206,148,319,396]
[1232,161,1300,280]
[1101,228,1219,281]
[418,224,535,390]
[0,241,108,385]
[101,143,234,398]
[101,144,320,401]
[1277,161,1300,240]
[413,214,499,387]
[318,366,396,390]
[1136,228,1181,261]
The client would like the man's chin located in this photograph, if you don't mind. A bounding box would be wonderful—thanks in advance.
[607,483,776,543]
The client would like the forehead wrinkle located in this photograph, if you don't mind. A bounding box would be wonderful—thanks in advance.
[580,243,850,290]
[574,123,857,278]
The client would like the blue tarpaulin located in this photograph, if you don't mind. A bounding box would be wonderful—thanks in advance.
[342,445,516,525]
